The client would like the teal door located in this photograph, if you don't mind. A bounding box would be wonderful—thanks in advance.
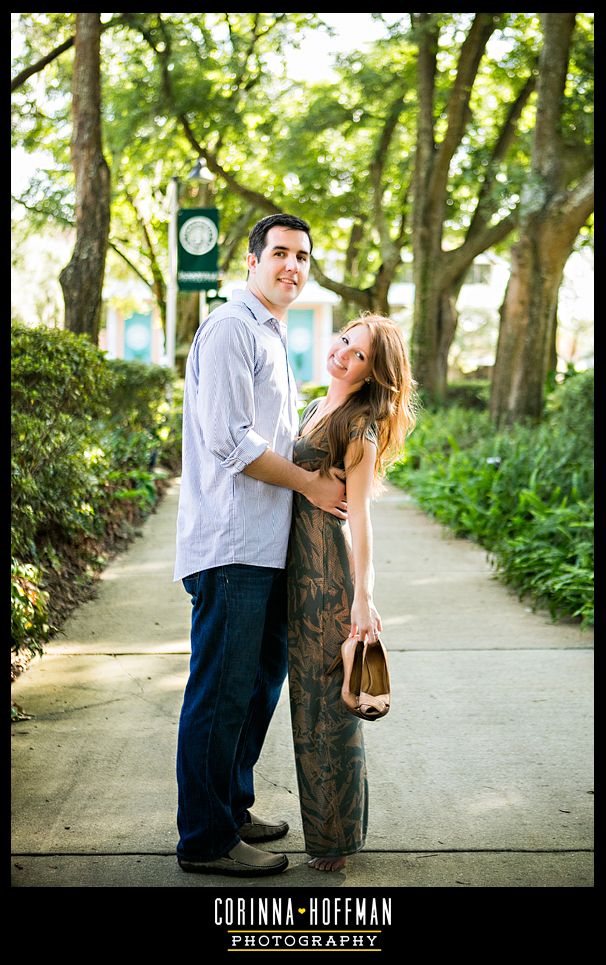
[124,312,152,362]
[287,309,314,383]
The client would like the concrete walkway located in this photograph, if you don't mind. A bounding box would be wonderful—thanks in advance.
[11,480,594,887]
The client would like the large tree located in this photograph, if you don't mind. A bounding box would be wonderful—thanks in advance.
[226,14,539,394]
[58,13,110,341]
[490,12,594,425]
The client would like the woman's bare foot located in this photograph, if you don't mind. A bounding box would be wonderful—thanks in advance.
[308,856,347,872]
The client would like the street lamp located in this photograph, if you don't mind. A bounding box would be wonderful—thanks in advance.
[188,158,215,183]
[164,159,219,369]
[185,158,216,205]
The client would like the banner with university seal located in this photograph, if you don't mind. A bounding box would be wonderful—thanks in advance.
[177,208,220,291]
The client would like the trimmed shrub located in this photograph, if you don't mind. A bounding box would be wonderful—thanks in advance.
[155,378,184,473]
[11,324,180,667]
[12,324,115,559]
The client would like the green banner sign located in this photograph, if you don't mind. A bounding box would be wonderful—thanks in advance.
[177,207,220,291]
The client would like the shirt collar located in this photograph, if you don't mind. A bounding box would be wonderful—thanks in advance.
[232,288,286,332]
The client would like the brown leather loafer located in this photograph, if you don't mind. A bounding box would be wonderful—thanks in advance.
[178,840,288,877]
[237,810,289,843]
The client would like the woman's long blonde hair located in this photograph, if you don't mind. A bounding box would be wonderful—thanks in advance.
[311,314,417,486]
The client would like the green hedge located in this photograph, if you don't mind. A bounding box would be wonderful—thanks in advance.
[11,324,181,666]
[12,325,117,559]
[387,370,594,626]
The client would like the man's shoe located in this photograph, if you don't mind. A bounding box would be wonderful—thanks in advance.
[177,839,288,877]
[237,810,289,843]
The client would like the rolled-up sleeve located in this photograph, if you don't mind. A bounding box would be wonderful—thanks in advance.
[196,315,269,475]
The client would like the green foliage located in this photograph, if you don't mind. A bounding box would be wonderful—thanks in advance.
[11,11,593,321]
[300,383,329,404]
[11,324,180,660]
[101,359,176,471]
[11,560,51,657]
[296,383,328,416]
[445,379,491,410]
[544,368,593,450]
[388,372,594,625]
[12,323,115,557]
[156,379,184,473]
[104,358,174,431]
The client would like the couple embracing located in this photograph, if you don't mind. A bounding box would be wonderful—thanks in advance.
[174,213,416,877]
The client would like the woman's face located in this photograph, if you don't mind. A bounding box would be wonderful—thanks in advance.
[326,324,373,390]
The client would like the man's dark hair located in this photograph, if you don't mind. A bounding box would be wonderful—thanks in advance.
[248,213,313,261]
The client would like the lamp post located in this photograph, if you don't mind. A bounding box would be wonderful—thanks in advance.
[165,176,179,369]
[186,160,216,328]
[165,160,216,370]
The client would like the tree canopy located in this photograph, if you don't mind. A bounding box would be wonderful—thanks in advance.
[11,12,593,416]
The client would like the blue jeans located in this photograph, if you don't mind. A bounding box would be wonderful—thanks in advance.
[176,564,288,861]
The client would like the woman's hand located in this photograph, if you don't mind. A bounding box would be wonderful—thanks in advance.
[349,597,383,642]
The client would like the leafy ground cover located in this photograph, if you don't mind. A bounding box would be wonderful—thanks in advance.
[387,371,594,627]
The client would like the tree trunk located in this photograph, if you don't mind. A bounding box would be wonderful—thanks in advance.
[175,293,201,377]
[490,233,559,424]
[410,13,499,403]
[490,207,588,425]
[546,305,558,384]
[411,241,444,400]
[59,13,110,342]
[368,265,395,316]
[490,13,594,425]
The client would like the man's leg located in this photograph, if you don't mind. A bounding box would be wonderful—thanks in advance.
[231,567,288,827]
[176,564,283,861]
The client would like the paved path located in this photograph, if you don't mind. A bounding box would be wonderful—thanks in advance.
[11,480,593,887]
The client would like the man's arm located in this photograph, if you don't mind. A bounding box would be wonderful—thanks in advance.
[196,315,346,517]
[244,449,347,519]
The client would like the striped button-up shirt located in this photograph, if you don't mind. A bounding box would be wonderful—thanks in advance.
[174,289,299,581]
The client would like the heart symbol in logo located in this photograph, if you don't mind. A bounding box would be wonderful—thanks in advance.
[298,908,306,914]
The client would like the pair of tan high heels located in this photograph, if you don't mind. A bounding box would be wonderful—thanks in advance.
[327,635,391,720]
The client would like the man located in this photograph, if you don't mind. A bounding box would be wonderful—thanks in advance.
[174,213,347,876]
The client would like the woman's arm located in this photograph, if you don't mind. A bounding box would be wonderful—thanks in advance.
[344,437,383,641]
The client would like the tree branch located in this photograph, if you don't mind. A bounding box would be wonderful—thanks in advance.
[441,208,518,286]
[124,188,166,317]
[215,14,287,153]
[467,68,537,239]
[107,241,155,289]
[413,12,439,211]
[11,17,121,92]
[428,13,499,206]
[12,193,155,290]
[532,12,577,186]
[309,256,373,310]
[344,219,364,277]
[369,89,407,258]
[220,203,259,273]
[546,166,594,241]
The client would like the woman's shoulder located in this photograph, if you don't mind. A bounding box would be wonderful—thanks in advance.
[348,414,378,446]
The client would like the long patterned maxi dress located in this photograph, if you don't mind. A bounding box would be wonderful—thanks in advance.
[287,398,370,857]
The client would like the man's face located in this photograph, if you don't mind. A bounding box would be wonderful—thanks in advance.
[246,226,311,317]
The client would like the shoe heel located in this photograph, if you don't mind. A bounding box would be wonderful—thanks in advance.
[357,637,391,720]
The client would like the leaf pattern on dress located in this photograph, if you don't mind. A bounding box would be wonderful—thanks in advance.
[286,401,370,857]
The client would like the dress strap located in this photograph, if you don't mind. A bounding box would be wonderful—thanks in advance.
[299,397,322,431]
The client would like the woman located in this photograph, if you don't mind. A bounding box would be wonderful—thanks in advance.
[287,313,416,872]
